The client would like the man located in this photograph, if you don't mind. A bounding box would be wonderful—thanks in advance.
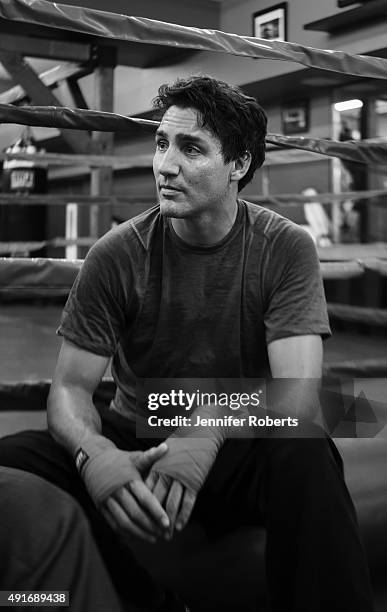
[0,76,373,611]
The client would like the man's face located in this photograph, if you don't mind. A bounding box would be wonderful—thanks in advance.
[153,105,233,218]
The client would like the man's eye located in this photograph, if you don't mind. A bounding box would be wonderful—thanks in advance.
[185,145,200,155]
[156,140,168,151]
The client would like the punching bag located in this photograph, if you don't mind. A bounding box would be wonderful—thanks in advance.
[1,128,47,257]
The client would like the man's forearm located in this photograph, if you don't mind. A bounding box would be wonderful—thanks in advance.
[47,385,115,457]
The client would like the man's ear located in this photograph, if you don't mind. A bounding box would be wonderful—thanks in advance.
[230,151,252,184]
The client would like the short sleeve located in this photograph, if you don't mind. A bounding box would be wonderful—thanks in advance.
[57,231,132,356]
[264,224,331,345]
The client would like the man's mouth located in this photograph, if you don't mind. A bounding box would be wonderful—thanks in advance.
[160,185,182,192]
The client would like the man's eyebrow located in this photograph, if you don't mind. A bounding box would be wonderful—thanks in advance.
[155,129,167,138]
[177,134,206,145]
[155,129,206,145]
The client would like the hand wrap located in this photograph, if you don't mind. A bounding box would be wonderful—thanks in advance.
[151,405,226,493]
[74,438,138,507]
[151,436,219,493]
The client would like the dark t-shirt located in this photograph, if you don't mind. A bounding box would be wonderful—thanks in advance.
[58,200,331,420]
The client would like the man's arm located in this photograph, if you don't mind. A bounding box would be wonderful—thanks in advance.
[47,339,111,455]
[47,339,170,542]
[268,334,322,378]
[267,334,325,427]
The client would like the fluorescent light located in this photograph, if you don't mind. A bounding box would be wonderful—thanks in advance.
[334,99,363,112]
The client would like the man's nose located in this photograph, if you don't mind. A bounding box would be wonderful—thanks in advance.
[158,147,180,177]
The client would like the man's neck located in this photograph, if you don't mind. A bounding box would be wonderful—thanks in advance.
[171,199,239,247]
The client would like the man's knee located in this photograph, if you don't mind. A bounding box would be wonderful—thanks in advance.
[0,465,85,529]
[0,467,88,583]
[0,430,44,468]
[267,435,344,480]
[0,429,72,487]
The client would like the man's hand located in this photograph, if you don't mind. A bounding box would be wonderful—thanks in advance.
[81,443,171,543]
[145,470,197,539]
[146,434,221,537]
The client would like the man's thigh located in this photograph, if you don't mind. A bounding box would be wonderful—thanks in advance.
[192,438,267,535]
[193,434,344,536]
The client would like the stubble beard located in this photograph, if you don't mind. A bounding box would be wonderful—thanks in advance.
[159,196,197,219]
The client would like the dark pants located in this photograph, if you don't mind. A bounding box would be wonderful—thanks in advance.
[0,466,126,612]
[0,406,374,611]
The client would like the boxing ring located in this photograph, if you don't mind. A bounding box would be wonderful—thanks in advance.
[0,0,387,610]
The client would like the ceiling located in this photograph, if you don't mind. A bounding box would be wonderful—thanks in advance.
[242,48,387,108]
[0,0,221,87]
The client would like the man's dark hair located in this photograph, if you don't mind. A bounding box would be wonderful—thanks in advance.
[152,75,267,192]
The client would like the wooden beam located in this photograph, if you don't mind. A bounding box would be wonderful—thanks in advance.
[55,80,88,116]
[0,63,92,105]
[0,34,91,63]
[0,51,91,153]
[65,79,89,110]
[89,48,116,237]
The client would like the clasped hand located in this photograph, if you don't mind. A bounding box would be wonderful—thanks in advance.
[98,444,171,543]
[96,435,220,543]
[145,433,221,538]
[88,394,227,542]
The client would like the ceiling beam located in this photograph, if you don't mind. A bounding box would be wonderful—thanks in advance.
[0,50,91,153]
[64,78,89,110]
[0,63,92,105]
[0,33,91,63]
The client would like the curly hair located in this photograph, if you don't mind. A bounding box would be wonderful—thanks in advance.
[152,75,267,192]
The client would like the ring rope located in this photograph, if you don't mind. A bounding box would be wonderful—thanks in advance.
[1,244,387,266]
[1,104,387,166]
[1,253,384,324]
[327,303,387,327]
[317,244,387,261]
[1,191,387,207]
[265,134,387,167]
[0,150,154,169]
[0,104,158,133]
[2,0,387,80]
[2,146,387,172]
[0,379,115,413]
[321,261,365,279]
[357,259,387,276]
[323,359,387,377]
[0,257,82,298]
[0,194,152,206]
[251,190,387,206]
[1,257,386,290]
[0,238,96,255]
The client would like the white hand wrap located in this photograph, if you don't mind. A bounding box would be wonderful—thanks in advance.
[74,438,137,507]
[152,436,219,493]
[150,402,227,492]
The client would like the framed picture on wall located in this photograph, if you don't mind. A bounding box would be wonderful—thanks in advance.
[253,3,287,42]
[281,100,309,134]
